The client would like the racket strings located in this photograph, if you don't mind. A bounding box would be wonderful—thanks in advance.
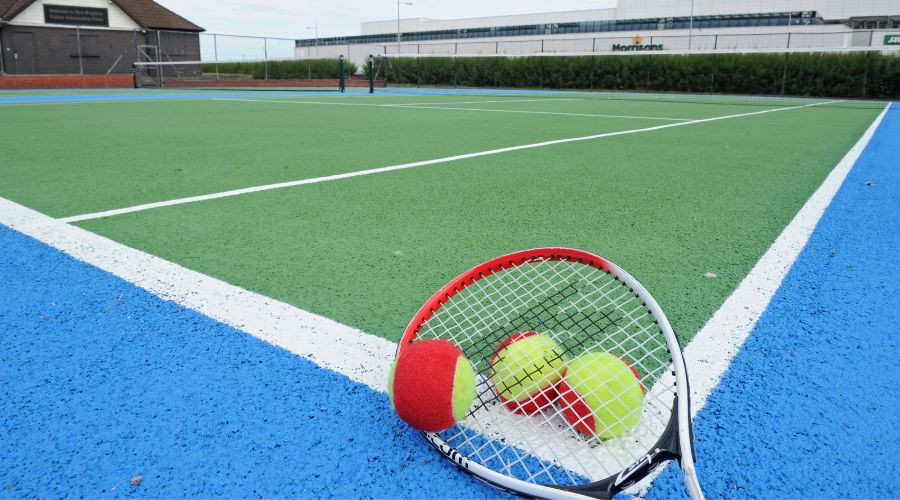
[417,257,679,485]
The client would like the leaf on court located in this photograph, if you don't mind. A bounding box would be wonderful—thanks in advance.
[704,272,718,279]
[131,476,144,487]
[865,181,876,186]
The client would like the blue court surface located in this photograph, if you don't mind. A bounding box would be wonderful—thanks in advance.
[648,105,899,499]
[1,99,897,498]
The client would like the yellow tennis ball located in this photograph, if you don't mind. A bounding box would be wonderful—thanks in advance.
[558,351,644,439]
[490,331,566,414]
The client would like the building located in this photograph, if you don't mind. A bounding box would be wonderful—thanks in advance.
[296,0,900,66]
[0,0,203,76]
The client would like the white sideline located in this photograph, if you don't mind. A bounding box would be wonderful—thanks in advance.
[380,104,692,121]
[0,197,397,392]
[60,100,835,223]
[219,97,690,121]
[628,102,891,497]
[390,98,581,105]
[682,102,891,413]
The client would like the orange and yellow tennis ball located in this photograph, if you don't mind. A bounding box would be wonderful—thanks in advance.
[490,331,566,414]
[388,339,477,432]
[557,351,645,439]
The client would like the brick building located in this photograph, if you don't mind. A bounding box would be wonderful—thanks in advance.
[0,0,203,75]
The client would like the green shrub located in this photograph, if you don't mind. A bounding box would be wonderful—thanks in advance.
[371,52,898,99]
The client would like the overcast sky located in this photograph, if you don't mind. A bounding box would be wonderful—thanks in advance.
[155,0,617,40]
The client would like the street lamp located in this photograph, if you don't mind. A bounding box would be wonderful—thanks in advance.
[397,0,413,51]
[306,23,318,57]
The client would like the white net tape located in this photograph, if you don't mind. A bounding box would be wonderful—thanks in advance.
[414,257,677,486]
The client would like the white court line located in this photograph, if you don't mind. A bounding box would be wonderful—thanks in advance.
[389,98,581,106]
[629,101,891,497]
[682,103,891,413]
[0,196,398,391]
[0,102,886,497]
[380,104,691,121]
[60,100,836,223]
[216,97,690,121]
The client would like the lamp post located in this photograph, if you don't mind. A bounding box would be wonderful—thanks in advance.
[397,0,413,52]
[306,23,318,56]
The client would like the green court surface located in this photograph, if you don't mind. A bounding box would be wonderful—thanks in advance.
[0,91,882,345]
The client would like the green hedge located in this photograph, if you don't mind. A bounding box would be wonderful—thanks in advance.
[201,59,357,80]
[371,52,898,99]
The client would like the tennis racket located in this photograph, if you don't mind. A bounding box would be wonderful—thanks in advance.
[397,248,703,499]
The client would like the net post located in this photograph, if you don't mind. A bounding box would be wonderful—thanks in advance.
[368,55,375,94]
[132,62,137,88]
[339,54,346,93]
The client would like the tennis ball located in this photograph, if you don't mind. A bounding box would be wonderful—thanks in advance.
[557,352,644,439]
[388,339,477,433]
[491,331,566,414]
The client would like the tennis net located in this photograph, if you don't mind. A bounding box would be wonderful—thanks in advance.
[133,56,373,91]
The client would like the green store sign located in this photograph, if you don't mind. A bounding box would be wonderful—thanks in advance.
[885,34,900,45]
[613,34,664,52]
[612,43,664,52]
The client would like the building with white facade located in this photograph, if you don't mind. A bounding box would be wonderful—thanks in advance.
[296,0,900,66]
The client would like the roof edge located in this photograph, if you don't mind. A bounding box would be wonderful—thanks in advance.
[1,0,37,21]
[112,0,204,32]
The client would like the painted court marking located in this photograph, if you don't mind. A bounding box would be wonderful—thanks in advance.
[630,102,891,496]
[60,100,836,223]
[214,97,692,121]
[389,98,582,105]
[0,102,886,495]
[381,104,691,121]
[680,102,891,413]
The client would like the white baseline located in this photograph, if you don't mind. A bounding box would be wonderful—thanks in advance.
[61,100,835,223]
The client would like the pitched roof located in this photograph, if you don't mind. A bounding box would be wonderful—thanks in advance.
[0,0,204,32]
[0,0,32,22]
[113,0,204,32]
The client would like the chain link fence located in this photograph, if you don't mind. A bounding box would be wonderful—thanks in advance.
[297,29,900,68]
[0,27,311,78]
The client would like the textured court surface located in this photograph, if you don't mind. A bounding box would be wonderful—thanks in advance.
[648,106,899,499]
[1,89,897,498]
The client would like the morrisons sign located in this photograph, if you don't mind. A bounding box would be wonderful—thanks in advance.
[885,34,900,46]
[613,34,664,52]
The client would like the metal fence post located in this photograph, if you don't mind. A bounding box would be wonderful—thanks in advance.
[156,30,164,86]
[76,26,84,75]
[213,33,219,80]
[0,29,6,74]
[780,52,789,96]
[861,51,870,98]
[263,37,268,80]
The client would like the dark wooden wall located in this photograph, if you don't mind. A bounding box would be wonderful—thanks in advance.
[0,26,200,75]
